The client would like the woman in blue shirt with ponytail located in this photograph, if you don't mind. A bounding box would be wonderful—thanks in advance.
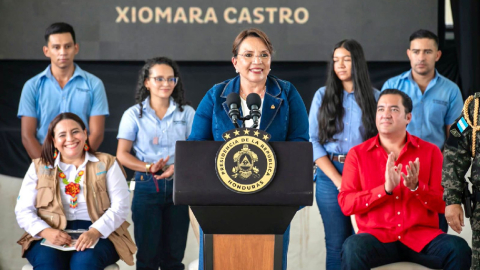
[117,57,195,270]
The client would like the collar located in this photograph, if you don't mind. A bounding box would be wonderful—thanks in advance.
[367,132,419,151]
[54,151,99,170]
[402,69,440,84]
[219,75,282,98]
[42,63,86,81]
[142,96,177,116]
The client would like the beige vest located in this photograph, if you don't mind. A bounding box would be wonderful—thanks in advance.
[17,152,137,266]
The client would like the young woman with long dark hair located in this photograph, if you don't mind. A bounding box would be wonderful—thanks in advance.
[308,39,379,270]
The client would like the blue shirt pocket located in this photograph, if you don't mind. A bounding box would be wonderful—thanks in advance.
[172,120,187,140]
[71,88,92,118]
[429,99,448,125]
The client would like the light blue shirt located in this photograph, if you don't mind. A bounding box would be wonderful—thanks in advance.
[117,97,195,165]
[308,87,380,161]
[17,64,109,144]
[382,69,463,149]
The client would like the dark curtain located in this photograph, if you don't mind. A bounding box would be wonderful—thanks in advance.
[451,0,480,99]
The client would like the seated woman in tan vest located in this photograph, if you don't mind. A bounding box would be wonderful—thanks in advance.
[15,112,136,270]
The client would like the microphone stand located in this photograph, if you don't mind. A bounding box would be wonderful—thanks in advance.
[237,114,259,129]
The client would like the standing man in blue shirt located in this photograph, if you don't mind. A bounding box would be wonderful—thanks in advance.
[18,22,109,159]
[382,29,463,232]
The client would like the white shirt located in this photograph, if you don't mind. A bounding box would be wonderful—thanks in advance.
[240,97,263,129]
[15,152,130,239]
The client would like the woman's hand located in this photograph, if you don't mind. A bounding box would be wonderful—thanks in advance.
[150,156,174,179]
[39,228,71,246]
[154,164,174,179]
[150,156,170,174]
[75,228,102,251]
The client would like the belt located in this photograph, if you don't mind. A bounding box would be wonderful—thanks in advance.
[328,153,347,163]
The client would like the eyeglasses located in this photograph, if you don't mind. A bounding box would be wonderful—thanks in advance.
[149,77,179,85]
[237,53,271,62]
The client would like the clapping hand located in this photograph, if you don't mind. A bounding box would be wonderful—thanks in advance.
[155,164,174,179]
[150,156,174,179]
[150,156,169,174]
[385,152,402,193]
[401,158,420,190]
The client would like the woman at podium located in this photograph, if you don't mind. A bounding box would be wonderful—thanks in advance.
[117,57,195,270]
[188,28,309,270]
[308,39,379,269]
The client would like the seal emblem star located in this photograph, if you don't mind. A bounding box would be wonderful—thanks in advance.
[233,130,240,136]
[243,129,250,135]
[253,130,260,137]
[224,133,231,140]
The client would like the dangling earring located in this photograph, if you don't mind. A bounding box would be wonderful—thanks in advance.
[84,143,90,151]
[53,149,58,159]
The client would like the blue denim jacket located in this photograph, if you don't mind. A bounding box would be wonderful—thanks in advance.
[189,75,308,270]
[189,75,309,142]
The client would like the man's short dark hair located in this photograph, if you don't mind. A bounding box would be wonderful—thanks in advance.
[409,29,439,49]
[45,22,76,44]
[378,89,413,114]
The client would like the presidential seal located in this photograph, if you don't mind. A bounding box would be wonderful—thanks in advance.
[215,128,277,194]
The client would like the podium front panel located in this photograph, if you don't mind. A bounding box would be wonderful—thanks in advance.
[174,141,313,206]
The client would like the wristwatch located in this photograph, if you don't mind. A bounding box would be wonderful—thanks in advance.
[145,163,153,174]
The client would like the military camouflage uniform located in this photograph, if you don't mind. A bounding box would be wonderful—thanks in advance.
[443,93,480,269]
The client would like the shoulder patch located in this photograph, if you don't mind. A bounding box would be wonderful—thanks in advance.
[457,117,469,133]
[450,128,461,137]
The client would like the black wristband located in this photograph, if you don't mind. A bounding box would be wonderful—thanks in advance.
[385,186,393,195]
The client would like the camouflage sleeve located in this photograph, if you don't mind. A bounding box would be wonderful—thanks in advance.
[442,106,473,206]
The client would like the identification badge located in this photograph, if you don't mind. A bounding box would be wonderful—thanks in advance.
[153,137,159,145]
[129,180,135,191]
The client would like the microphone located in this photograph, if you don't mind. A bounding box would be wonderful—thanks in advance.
[226,92,241,128]
[246,93,262,128]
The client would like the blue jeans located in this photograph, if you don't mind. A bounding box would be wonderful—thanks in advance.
[315,162,354,270]
[341,233,471,270]
[24,220,119,270]
[198,225,291,270]
[132,172,189,270]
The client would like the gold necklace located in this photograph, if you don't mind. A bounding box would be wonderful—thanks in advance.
[240,86,266,99]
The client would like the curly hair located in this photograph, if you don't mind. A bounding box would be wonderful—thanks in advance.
[135,57,189,117]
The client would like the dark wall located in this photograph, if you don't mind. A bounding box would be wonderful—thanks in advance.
[0,1,437,61]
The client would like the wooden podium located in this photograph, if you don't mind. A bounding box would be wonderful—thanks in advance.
[174,141,313,270]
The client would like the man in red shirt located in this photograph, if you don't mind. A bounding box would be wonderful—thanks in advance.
[338,89,470,270]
